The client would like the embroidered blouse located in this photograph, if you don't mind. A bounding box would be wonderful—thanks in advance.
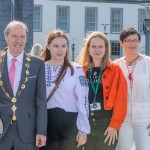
[45,63,90,134]
[115,55,150,123]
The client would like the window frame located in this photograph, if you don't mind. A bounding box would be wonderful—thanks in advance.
[84,7,98,33]
[56,5,70,33]
[110,40,121,56]
[138,8,146,34]
[110,8,123,34]
[33,5,42,32]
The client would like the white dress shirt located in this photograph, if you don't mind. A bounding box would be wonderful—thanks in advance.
[7,51,24,96]
[45,63,90,134]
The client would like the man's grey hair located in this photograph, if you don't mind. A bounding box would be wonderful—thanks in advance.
[4,20,28,36]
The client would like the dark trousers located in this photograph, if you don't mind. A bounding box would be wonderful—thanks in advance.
[0,124,38,150]
[84,110,117,150]
[41,107,81,150]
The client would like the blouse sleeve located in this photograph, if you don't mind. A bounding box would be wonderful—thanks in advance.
[74,66,90,134]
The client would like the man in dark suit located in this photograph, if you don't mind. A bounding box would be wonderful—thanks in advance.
[0,20,47,150]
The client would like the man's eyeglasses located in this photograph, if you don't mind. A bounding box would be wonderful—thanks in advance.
[124,39,140,44]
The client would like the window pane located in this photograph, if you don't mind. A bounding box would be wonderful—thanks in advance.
[111,41,120,56]
[56,6,70,32]
[138,9,146,34]
[85,7,98,32]
[33,5,42,32]
[111,8,123,33]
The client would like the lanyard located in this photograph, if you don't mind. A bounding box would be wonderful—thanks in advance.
[89,68,103,103]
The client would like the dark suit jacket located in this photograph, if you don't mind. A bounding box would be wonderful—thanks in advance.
[0,52,47,143]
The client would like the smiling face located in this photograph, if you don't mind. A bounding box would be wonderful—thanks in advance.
[120,34,140,55]
[5,25,27,57]
[89,37,106,63]
[47,37,68,62]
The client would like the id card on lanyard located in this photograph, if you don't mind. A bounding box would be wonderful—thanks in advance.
[89,68,103,111]
[90,102,101,111]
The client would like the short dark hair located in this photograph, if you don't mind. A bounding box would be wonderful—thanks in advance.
[120,27,141,42]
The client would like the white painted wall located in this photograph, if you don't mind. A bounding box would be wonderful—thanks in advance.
[34,0,146,60]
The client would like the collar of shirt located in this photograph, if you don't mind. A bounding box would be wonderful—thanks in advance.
[7,50,24,70]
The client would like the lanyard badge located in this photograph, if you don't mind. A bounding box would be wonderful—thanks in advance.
[89,68,103,115]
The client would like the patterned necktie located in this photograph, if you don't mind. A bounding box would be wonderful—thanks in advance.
[9,58,17,92]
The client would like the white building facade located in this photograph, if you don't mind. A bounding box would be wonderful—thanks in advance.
[33,0,148,60]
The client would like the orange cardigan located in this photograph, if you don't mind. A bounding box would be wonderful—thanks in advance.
[83,62,127,130]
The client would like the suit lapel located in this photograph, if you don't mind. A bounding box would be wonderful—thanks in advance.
[17,53,26,95]
[1,53,14,97]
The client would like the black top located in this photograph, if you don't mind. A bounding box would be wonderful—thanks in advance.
[86,67,112,119]
[86,67,104,109]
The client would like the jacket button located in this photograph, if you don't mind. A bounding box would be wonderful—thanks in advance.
[103,76,106,79]
[106,86,109,89]
[106,96,108,100]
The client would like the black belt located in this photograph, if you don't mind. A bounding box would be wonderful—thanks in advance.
[48,107,78,115]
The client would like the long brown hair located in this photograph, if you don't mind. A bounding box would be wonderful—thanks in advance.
[78,31,110,70]
[40,29,74,82]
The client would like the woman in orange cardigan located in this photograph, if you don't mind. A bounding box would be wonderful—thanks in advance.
[78,31,127,150]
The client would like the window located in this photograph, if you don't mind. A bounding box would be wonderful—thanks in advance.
[56,6,70,32]
[110,8,123,33]
[85,7,98,33]
[111,41,120,56]
[138,9,146,34]
[33,5,42,32]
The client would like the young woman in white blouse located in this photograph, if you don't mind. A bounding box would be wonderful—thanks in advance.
[115,27,150,150]
[40,29,90,150]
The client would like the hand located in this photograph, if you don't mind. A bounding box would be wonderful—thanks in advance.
[76,132,87,148]
[36,134,47,147]
[147,124,150,136]
[104,127,117,146]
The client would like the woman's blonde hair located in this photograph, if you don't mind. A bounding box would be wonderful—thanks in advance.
[78,31,110,70]
[31,44,43,56]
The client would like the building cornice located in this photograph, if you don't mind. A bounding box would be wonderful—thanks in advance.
[53,0,150,4]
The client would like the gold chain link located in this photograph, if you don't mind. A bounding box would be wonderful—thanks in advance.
[0,53,30,120]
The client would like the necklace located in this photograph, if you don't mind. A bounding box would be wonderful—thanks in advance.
[125,57,139,89]
[125,55,139,66]
[0,53,30,121]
